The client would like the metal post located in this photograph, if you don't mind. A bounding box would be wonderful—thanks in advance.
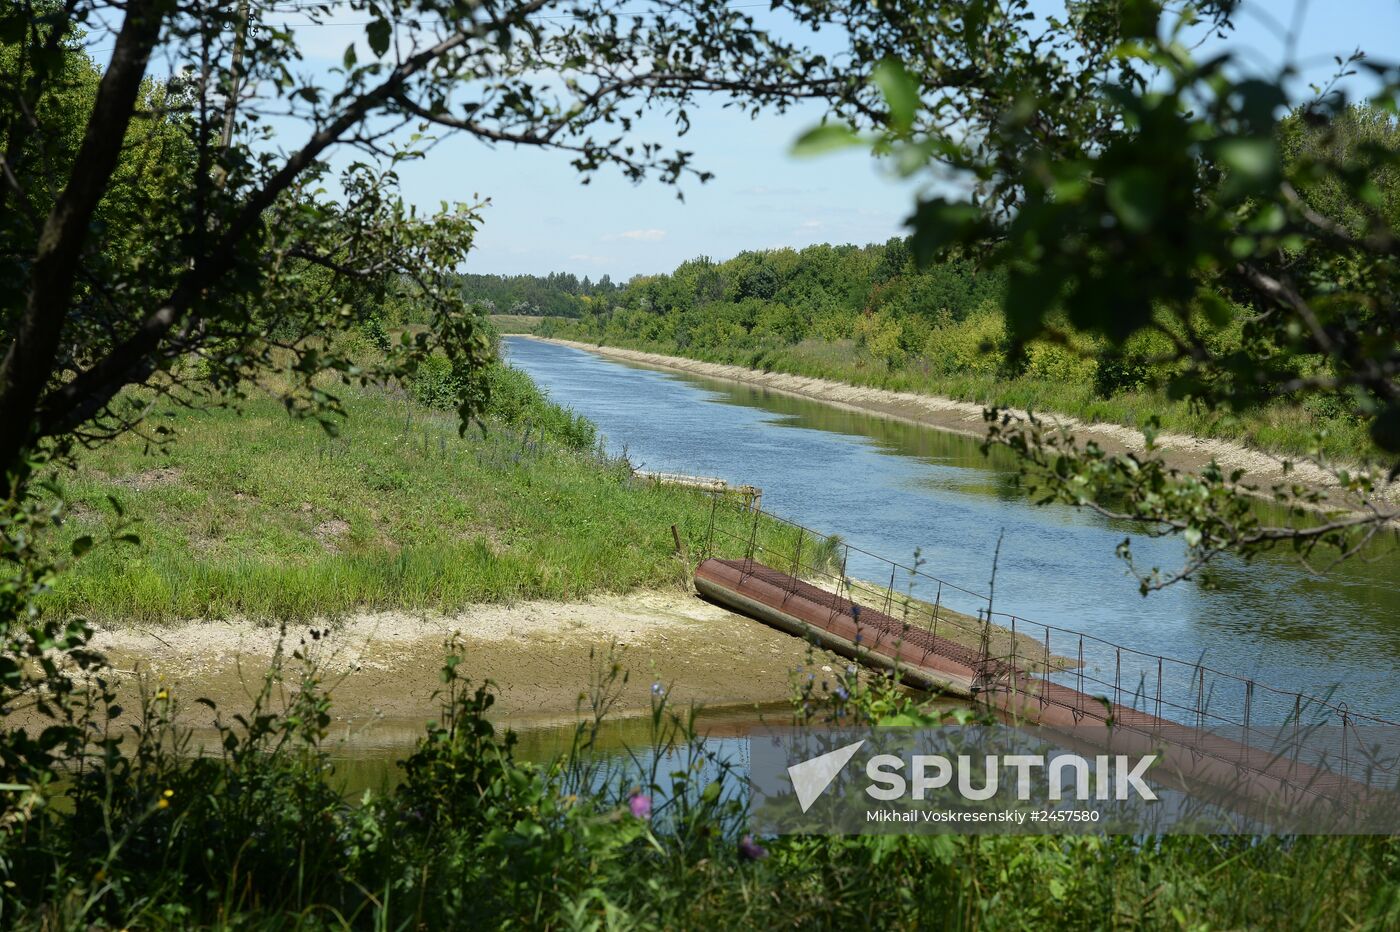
[1197,667,1205,732]
[1114,648,1121,714]
[1042,626,1051,710]
[921,582,942,665]
[1293,695,1302,771]
[1009,616,1018,705]
[830,544,851,623]
[1077,636,1085,717]
[977,609,993,686]
[1341,708,1350,782]
[1156,658,1163,722]
[1244,680,1253,736]
[742,505,760,581]
[1009,616,1017,665]
[786,528,804,604]
[704,495,718,559]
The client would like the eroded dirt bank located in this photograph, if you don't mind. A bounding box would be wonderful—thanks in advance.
[534,337,1398,505]
[86,589,839,750]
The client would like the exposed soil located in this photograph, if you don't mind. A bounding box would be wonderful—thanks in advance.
[536,338,1399,507]
[110,466,183,490]
[82,589,842,750]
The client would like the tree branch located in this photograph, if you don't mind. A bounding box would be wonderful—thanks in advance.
[0,0,165,478]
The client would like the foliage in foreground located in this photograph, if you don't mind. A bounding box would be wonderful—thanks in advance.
[2,644,1399,930]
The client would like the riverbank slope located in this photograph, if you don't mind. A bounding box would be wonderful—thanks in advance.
[528,336,1398,505]
[82,589,838,745]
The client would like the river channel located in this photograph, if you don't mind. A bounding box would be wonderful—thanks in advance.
[505,335,1400,725]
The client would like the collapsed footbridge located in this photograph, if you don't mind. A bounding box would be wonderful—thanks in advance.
[690,502,1400,829]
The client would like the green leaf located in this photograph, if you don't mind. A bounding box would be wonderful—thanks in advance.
[366,18,391,57]
[906,198,983,265]
[791,123,862,157]
[1215,137,1279,200]
[1106,167,1163,233]
[1370,404,1400,453]
[872,58,918,134]
[1120,0,1160,38]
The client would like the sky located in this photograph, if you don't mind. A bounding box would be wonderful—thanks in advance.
[93,1,1400,280]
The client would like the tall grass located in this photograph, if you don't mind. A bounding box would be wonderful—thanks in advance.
[41,373,802,623]
[5,639,1397,929]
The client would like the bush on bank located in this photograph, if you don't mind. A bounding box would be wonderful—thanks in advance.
[3,642,1399,930]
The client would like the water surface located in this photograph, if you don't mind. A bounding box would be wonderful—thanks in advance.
[505,336,1400,723]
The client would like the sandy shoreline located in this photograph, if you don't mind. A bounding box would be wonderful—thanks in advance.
[532,337,1398,506]
[79,589,842,749]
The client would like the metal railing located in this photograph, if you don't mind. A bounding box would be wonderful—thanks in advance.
[697,497,1400,792]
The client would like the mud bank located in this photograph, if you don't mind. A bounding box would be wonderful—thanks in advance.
[85,589,840,749]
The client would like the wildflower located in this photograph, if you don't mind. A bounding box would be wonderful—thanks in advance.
[155,688,169,701]
[163,788,174,798]
[651,681,665,696]
[738,835,768,861]
[846,665,857,676]
[628,792,652,820]
[834,687,849,702]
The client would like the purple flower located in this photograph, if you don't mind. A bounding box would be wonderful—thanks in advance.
[651,681,665,696]
[628,792,652,820]
[834,687,849,702]
[738,835,768,861]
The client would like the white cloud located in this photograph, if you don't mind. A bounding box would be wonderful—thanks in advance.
[603,228,667,242]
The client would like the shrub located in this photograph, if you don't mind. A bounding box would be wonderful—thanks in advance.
[920,303,1008,377]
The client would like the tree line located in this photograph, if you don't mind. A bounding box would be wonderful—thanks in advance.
[457,271,617,317]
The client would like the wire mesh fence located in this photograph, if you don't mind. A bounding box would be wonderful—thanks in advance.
[698,496,1400,792]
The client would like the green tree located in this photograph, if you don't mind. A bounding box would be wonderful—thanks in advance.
[0,0,929,807]
[804,0,1400,588]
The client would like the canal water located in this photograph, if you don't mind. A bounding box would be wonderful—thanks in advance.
[504,336,1400,724]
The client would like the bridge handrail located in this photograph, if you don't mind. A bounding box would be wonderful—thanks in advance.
[700,498,1400,731]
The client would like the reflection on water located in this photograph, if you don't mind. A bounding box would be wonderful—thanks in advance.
[505,337,1400,721]
[324,703,794,798]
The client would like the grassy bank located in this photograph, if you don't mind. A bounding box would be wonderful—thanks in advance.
[489,312,553,334]
[42,369,808,623]
[537,319,1376,464]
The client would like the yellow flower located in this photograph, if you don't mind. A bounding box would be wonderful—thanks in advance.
[163,788,174,798]
[155,689,168,700]
[156,799,169,810]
